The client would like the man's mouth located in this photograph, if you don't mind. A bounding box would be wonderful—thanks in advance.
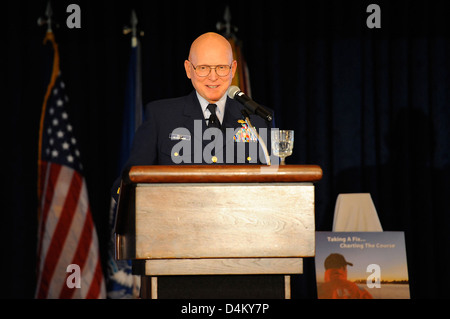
[206,85,219,89]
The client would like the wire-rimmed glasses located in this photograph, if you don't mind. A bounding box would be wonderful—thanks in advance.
[188,60,233,77]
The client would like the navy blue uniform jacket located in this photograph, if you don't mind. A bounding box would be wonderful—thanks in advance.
[112,90,273,199]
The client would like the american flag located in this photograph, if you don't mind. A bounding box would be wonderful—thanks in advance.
[36,32,106,299]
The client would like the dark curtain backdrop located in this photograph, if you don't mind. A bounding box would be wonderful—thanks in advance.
[5,0,450,299]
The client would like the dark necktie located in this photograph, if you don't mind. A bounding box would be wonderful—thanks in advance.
[207,104,221,129]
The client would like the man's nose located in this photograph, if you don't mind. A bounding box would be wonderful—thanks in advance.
[208,67,219,80]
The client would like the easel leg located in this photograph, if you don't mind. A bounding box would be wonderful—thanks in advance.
[140,276,158,299]
[151,277,158,299]
[284,275,291,299]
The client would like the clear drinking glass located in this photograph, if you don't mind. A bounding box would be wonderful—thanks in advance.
[271,130,294,165]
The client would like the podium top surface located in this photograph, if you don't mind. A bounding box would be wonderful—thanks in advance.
[127,165,323,184]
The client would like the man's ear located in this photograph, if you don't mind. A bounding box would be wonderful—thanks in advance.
[184,60,192,79]
[231,60,237,79]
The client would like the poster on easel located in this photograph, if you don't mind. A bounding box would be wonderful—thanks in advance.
[315,231,410,299]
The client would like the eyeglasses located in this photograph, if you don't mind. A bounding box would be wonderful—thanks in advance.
[188,60,233,77]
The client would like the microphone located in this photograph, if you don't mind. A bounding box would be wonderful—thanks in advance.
[227,86,273,122]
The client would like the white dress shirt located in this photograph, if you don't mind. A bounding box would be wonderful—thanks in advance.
[196,91,227,125]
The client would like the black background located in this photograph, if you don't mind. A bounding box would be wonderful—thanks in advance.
[4,0,450,299]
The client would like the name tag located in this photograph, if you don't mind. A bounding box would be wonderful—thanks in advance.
[169,133,191,141]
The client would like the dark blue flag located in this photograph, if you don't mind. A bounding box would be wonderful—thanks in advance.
[106,35,143,299]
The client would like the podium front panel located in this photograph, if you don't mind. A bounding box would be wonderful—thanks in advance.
[134,182,315,259]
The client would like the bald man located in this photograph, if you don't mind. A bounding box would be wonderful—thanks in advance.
[113,33,272,192]
[112,33,280,298]
[185,32,238,105]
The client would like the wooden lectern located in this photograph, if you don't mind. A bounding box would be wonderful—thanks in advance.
[115,165,322,299]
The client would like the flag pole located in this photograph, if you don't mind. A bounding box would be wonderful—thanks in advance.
[123,9,144,48]
[37,1,53,33]
[216,5,252,97]
[37,0,59,209]
[122,9,144,134]
[216,5,239,40]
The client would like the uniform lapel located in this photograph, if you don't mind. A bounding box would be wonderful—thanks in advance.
[181,91,207,148]
[222,97,243,128]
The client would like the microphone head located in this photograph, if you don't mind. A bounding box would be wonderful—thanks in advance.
[227,85,241,99]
